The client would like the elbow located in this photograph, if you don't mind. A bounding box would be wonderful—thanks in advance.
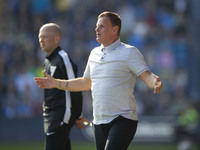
[85,82,92,91]
[81,77,92,91]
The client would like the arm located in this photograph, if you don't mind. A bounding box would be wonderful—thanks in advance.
[34,71,91,91]
[139,70,162,94]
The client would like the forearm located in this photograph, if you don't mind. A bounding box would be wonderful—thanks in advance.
[56,77,91,91]
[139,71,156,89]
[144,74,156,89]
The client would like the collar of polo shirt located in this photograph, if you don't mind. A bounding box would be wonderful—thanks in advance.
[100,38,121,52]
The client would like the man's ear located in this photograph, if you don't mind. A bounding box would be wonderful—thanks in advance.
[113,26,119,35]
[55,36,60,44]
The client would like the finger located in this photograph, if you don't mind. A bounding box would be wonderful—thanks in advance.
[154,89,159,94]
[34,77,44,80]
[154,89,158,94]
[42,70,51,78]
[42,70,48,77]
[156,76,160,82]
[35,83,45,88]
[35,82,44,87]
[154,86,160,94]
[152,73,158,79]
[34,78,47,83]
[35,80,44,84]
[76,123,85,129]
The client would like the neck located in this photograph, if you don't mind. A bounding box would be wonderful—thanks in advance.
[102,37,119,47]
[45,46,60,56]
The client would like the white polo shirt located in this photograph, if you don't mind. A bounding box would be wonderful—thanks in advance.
[84,38,149,125]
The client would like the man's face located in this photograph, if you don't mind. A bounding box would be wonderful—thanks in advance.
[95,16,117,47]
[38,27,57,55]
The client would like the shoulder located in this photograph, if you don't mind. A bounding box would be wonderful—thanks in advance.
[91,46,101,53]
[58,50,77,68]
[88,46,102,58]
[121,42,137,50]
[58,49,74,62]
[58,49,69,58]
[48,50,68,67]
[119,42,141,54]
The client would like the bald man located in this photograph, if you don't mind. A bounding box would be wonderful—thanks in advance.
[38,23,88,150]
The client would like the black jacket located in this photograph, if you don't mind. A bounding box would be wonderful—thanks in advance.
[43,46,82,133]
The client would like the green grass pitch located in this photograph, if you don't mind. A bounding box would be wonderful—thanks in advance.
[0,142,198,150]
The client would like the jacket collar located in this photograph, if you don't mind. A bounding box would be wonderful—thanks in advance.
[46,46,61,60]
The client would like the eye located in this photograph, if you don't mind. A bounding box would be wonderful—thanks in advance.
[96,24,105,31]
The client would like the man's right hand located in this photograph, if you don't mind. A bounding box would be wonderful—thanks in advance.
[34,70,57,89]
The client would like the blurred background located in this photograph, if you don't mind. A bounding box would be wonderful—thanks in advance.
[0,0,200,150]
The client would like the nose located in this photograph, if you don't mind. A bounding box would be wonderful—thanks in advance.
[95,26,99,32]
[39,37,43,43]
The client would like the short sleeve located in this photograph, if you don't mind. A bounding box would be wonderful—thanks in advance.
[83,57,91,79]
[127,47,149,77]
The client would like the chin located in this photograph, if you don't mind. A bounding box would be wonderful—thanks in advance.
[96,38,102,44]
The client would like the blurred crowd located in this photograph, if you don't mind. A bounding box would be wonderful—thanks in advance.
[0,0,199,121]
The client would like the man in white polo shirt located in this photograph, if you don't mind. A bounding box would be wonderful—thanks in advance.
[34,11,163,150]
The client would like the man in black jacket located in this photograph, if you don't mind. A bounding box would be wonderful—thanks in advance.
[38,23,89,150]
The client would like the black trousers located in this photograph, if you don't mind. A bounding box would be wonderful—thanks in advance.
[44,116,76,150]
[44,123,72,150]
[93,116,138,150]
